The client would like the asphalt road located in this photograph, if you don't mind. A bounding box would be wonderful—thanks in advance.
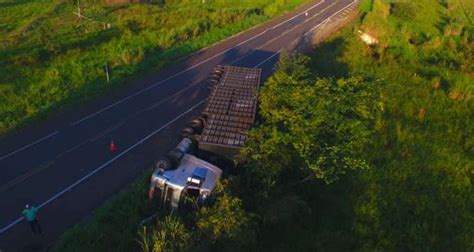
[0,0,358,250]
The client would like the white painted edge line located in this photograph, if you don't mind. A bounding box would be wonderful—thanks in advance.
[308,0,357,34]
[254,0,357,68]
[70,0,328,126]
[254,50,282,68]
[229,0,339,67]
[145,82,203,111]
[148,0,338,111]
[89,121,126,142]
[176,0,325,62]
[166,0,348,96]
[0,99,207,235]
[0,131,59,161]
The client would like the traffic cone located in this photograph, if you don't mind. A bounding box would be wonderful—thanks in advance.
[109,140,117,153]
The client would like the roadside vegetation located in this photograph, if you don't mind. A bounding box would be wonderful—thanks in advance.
[0,0,307,136]
[53,0,473,251]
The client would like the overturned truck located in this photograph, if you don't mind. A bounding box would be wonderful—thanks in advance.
[149,65,261,210]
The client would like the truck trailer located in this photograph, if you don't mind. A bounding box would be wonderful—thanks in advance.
[149,65,261,210]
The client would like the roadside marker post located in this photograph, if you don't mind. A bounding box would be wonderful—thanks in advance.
[105,64,110,82]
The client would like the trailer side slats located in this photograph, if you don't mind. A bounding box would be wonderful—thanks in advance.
[199,66,261,157]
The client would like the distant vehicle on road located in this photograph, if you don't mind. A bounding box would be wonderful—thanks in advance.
[149,65,261,210]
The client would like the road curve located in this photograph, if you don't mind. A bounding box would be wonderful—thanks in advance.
[0,0,358,249]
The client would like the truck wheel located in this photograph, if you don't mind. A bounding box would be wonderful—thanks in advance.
[208,79,219,87]
[190,118,204,134]
[181,127,195,138]
[155,157,172,171]
[167,149,184,168]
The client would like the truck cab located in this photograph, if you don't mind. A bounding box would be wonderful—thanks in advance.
[149,153,222,210]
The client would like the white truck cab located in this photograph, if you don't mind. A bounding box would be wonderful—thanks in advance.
[149,153,222,210]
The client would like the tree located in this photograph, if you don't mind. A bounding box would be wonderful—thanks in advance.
[244,53,380,184]
[196,182,255,249]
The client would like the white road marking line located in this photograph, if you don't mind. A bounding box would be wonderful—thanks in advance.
[308,0,357,34]
[228,0,340,66]
[146,0,331,117]
[178,0,326,60]
[254,50,282,68]
[0,160,56,193]
[64,138,94,154]
[0,131,59,161]
[145,82,203,111]
[147,1,333,116]
[70,0,328,126]
[0,121,125,193]
[89,121,126,142]
[254,0,358,69]
[0,0,358,235]
[0,99,208,235]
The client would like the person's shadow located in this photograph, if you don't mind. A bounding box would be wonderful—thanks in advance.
[22,236,45,252]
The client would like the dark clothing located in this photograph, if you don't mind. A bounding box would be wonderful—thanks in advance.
[28,219,42,234]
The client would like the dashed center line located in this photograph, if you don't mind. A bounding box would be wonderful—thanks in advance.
[0,131,59,161]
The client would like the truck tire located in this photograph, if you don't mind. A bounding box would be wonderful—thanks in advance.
[189,118,204,134]
[181,127,195,138]
[155,157,172,171]
[208,78,219,86]
[166,149,184,168]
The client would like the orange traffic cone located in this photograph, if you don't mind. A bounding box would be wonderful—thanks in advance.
[109,140,117,153]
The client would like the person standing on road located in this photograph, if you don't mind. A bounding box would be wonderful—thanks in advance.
[22,204,42,235]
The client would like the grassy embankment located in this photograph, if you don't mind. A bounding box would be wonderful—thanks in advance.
[246,0,473,250]
[53,0,473,251]
[0,0,307,136]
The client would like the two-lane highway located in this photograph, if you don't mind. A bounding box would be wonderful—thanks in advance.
[0,0,358,249]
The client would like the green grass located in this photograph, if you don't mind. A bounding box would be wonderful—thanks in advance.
[358,0,373,13]
[0,0,308,136]
[249,0,473,250]
[352,0,473,94]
